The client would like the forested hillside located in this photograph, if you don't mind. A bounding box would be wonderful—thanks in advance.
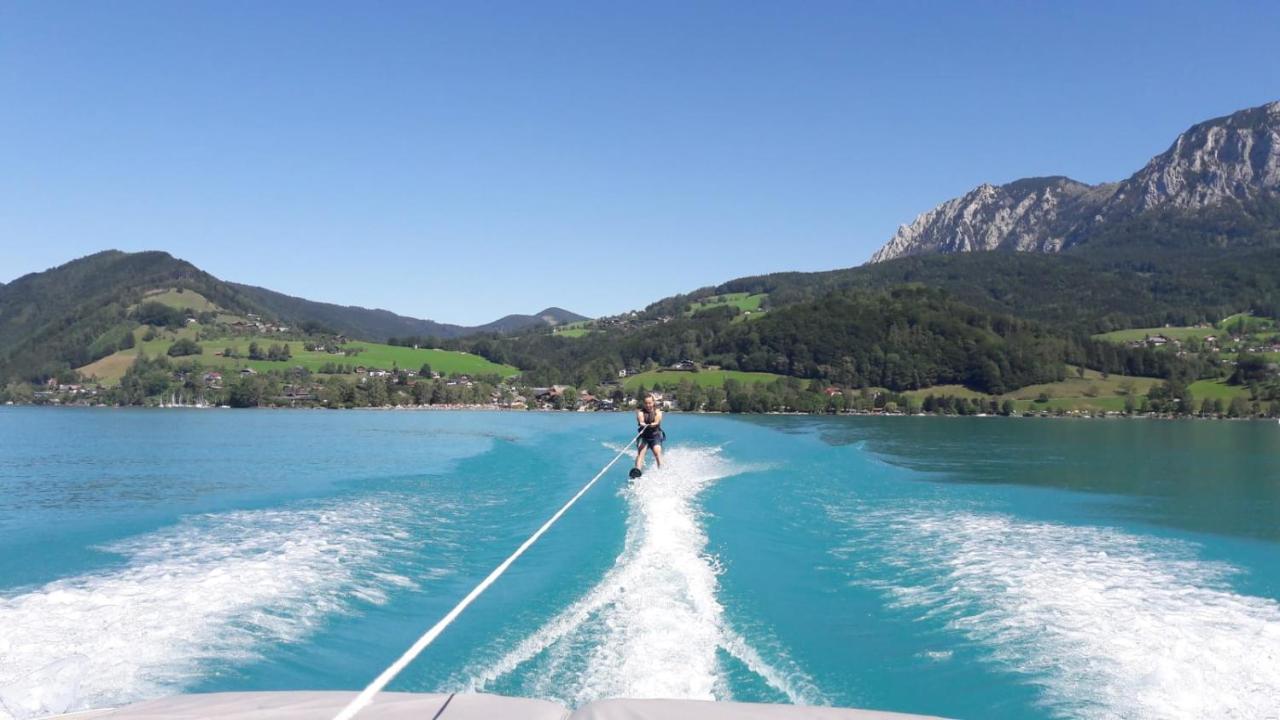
[640,197,1280,333]
[0,251,587,385]
[0,251,267,383]
[230,284,586,341]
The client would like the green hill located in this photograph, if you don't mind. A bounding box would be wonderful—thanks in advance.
[0,250,585,385]
[637,197,1280,334]
[0,251,269,383]
[230,282,586,342]
[80,332,517,385]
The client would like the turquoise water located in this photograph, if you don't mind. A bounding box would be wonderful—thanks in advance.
[1,408,1278,719]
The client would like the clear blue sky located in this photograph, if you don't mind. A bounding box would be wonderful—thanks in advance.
[2,1,1278,324]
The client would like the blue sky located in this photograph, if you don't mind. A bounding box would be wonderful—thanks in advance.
[2,1,1278,324]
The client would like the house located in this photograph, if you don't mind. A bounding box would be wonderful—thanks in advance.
[355,366,368,375]
[240,367,257,376]
[823,386,843,397]
[671,360,697,371]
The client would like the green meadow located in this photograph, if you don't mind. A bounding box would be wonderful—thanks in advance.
[1188,379,1250,402]
[140,288,220,313]
[1092,326,1218,343]
[685,292,766,316]
[622,368,786,391]
[80,326,518,384]
[900,367,1162,413]
[553,320,593,337]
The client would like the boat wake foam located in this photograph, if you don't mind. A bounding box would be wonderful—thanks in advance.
[468,446,820,707]
[0,495,452,720]
[830,503,1280,720]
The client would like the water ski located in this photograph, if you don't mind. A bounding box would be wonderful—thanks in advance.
[629,468,643,480]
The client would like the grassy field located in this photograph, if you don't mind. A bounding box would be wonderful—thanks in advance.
[898,368,1161,413]
[1010,396,1131,413]
[622,369,786,391]
[900,384,989,400]
[553,320,593,337]
[1004,368,1160,400]
[1092,326,1217,343]
[79,328,519,384]
[1219,313,1276,333]
[1093,312,1276,344]
[1188,379,1250,402]
[141,288,221,313]
[685,292,766,316]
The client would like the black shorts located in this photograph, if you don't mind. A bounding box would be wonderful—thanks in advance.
[638,430,666,449]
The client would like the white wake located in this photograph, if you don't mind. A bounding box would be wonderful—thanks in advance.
[468,446,820,707]
[0,495,452,720]
[831,504,1280,720]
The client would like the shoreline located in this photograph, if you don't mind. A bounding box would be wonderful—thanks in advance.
[3,402,1274,421]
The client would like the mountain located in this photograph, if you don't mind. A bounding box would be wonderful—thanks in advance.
[637,193,1280,335]
[229,283,585,341]
[871,100,1280,262]
[0,251,269,382]
[477,307,588,334]
[0,251,585,383]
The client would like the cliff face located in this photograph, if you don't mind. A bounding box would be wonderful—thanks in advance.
[870,101,1280,263]
[1107,101,1280,214]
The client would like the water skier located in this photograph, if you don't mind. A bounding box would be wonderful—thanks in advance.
[631,393,665,478]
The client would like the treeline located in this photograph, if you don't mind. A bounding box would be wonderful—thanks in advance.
[223,342,292,361]
[104,354,506,409]
[443,287,1206,395]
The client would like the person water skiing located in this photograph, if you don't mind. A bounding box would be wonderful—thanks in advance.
[631,393,665,478]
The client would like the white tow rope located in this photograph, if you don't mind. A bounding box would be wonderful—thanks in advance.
[332,432,643,720]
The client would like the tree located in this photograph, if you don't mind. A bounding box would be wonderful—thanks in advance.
[227,376,268,407]
[1199,398,1216,416]
[167,338,202,357]
[3,382,34,403]
[419,362,433,377]
[1228,396,1250,418]
[1000,399,1015,416]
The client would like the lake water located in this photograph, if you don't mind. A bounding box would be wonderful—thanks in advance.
[1,408,1278,719]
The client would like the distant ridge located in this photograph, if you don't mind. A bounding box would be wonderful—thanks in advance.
[0,250,586,382]
[871,100,1280,262]
[229,284,586,340]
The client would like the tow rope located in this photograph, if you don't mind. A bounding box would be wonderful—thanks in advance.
[332,432,643,720]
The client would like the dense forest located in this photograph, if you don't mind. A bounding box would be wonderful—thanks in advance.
[433,286,1215,393]
[642,197,1280,333]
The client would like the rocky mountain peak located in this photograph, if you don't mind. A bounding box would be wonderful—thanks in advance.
[1105,101,1280,214]
[869,100,1280,263]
